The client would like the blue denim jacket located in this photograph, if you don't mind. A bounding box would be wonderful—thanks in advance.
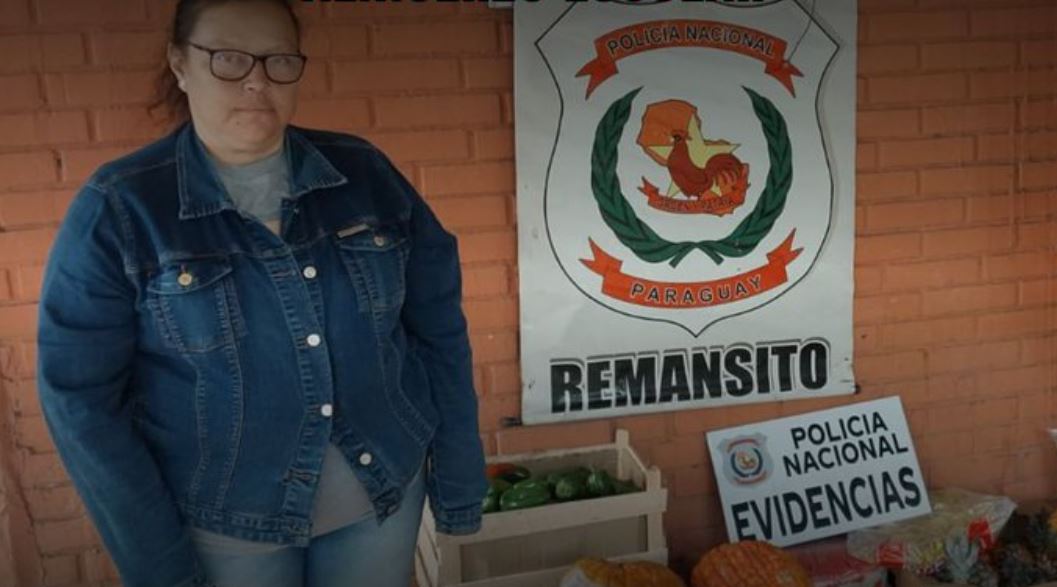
[37,123,487,587]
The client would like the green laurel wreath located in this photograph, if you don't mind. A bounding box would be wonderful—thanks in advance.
[590,86,793,266]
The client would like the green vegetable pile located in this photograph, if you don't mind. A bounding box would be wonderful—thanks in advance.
[481,463,642,513]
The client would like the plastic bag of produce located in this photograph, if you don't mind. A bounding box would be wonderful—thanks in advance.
[846,488,1016,575]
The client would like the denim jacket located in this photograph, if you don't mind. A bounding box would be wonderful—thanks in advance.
[37,123,487,587]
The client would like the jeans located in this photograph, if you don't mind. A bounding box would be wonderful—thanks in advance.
[193,466,425,587]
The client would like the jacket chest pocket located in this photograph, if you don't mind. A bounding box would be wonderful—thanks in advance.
[335,226,409,314]
[145,259,246,353]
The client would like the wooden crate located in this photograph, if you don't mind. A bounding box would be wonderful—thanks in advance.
[415,428,668,587]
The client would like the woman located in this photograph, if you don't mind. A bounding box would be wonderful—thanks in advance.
[36,1,487,586]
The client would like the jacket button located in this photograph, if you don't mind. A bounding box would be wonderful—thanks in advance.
[302,266,317,279]
[373,235,387,247]
[358,452,373,466]
[177,272,193,287]
[306,334,322,347]
[320,403,333,417]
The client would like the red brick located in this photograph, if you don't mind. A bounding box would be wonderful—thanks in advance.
[1021,99,1057,130]
[1020,335,1057,366]
[323,1,457,20]
[373,22,498,56]
[966,193,1015,223]
[858,109,920,138]
[0,230,53,266]
[984,251,1054,281]
[856,171,917,201]
[878,137,974,168]
[867,11,968,42]
[918,431,974,462]
[41,554,79,586]
[325,25,370,58]
[93,108,164,142]
[431,196,507,231]
[880,316,976,349]
[1021,40,1057,67]
[919,164,1014,196]
[857,233,922,263]
[0,191,66,228]
[672,465,717,498]
[1014,221,1053,250]
[363,130,469,164]
[374,94,501,129]
[25,486,83,523]
[41,34,86,70]
[971,70,1057,100]
[0,74,42,111]
[976,133,1015,162]
[857,143,877,172]
[856,266,883,294]
[856,293,921,326]
[1024,131,1057,159]
[970,7,1057,37]
[0,304,36,338]
[1018,392,1052,422]
[80,548,119,583]
[62,71,155,107]
[0,35,39,73]
[0,268,11,301]
[476,393,519,432]
[974,426,1012,455]
[866,199,964,231]
[463,57,512,89]
[496,420,610,455]
[299,61,329,97]
[1019,278,1057,306]
[37,0,147,25]
[293,98,371,132]
[922,103,1016,135]
[1008,447,1057,484]
[884,258,981,291]
[857,45,918,75]
[869,73,967,105]
[921,225,1013,258]
[89,31,165,67]
[20,453,69,489]
[61,146,133,183]
[485,362,520,397]
[462,264,508,298]
[929,454,1005,492]
[922,283,1018,316]
[469,330,517,363]
[925,340,1020,375]
[464,297,517,332]
[920,41,1017,71]
[1022,161,1057,190]
[473,128,513,161]
[977,309,1054,340]
[332,59,460,93]
[35,517,99,555]
[1022,191,1057,219]
[0,151,58,189]
[0,111,89,148]
[421,161,513,197]
[8,379,40,416]
[16,415,54,454]
[856,351,927,383]
[0,0,30,27]
[458,231,516,263]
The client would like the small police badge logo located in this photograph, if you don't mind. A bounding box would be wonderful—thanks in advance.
[718,434,773,486]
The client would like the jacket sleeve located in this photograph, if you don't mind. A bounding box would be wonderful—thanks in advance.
[37,184,208,587]
[384,156,488,535]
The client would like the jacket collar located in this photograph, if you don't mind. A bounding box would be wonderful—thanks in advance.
[176,123,348,220]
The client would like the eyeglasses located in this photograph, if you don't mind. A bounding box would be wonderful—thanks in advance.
[187,42,307,84]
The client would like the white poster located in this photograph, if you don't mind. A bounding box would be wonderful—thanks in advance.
[515,0,858,424]
[706,397,930,547]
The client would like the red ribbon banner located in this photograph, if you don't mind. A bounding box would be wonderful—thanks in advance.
[576,20,803,98]
[580,230,802,309]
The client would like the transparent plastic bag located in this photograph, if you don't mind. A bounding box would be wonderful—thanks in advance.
[846,488,1017,575]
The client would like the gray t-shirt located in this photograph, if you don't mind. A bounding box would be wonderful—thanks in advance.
[192,146,375,545]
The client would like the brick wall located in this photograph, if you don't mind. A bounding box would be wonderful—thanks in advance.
[0,0,1054,585]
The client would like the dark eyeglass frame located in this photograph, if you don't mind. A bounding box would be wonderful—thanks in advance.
[187,42,307,84]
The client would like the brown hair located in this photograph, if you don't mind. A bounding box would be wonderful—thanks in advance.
[149,0,301,125]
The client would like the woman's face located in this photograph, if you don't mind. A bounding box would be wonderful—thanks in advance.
[168,1,300,163]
